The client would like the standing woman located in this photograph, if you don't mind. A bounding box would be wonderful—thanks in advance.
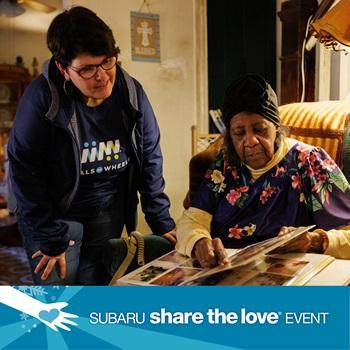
[8,6,175,285]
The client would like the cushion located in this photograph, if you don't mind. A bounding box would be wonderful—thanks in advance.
[279,101,350,176]
[183,135,224,209]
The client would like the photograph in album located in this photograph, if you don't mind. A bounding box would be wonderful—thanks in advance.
[114,225,338,286]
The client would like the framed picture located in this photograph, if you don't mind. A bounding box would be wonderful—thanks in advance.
[0,84,11,104]
[130,11,160,62]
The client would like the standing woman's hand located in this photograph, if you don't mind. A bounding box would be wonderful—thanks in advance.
[31,240,75,280]
[162,229,177,245]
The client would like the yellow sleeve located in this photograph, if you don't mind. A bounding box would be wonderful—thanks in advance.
[318,228,350,259]
[175,207,212,257]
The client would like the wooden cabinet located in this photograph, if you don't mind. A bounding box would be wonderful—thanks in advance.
[0,64,32,176]
[278,0,318,104]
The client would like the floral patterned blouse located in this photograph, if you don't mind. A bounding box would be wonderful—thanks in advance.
[191,140,350,248]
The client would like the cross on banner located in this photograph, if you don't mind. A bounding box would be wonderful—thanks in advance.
[131,11,160,62]
[137,22,153,47]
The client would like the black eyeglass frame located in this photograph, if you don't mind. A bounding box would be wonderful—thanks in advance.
[68,56,117,80]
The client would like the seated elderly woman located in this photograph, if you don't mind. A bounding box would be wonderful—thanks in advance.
[176,74,350,268]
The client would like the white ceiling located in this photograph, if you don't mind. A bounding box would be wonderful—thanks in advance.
[0,0,63,33]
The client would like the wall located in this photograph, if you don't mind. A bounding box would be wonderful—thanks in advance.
[71,0,198,231]
[315,38,350,101]
[330,52,350,100]
[0,5,61,71]
[0,29,50,74]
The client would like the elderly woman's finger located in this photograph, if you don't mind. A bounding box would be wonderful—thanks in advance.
[193,238,216,268]
[278,226,289,236]
[278,226,296,236]
[212,238,229,265]
[275,232,311,253]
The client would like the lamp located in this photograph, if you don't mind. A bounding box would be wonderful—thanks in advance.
[0,0,56,18]
[311,0,350,52]
[0,0,25,17]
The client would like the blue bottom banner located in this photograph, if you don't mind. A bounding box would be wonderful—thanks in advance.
[0,286,348,349]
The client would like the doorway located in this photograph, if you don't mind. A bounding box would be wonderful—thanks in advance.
[207,0,276,130]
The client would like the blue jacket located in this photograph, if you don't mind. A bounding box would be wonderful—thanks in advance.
[8,58,175,256]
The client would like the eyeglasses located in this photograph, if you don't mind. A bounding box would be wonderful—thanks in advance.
[69,56,117,80]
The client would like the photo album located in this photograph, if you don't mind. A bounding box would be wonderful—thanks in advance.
[114,225,335,286]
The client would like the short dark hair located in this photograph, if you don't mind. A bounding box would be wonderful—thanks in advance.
[47,6,119,68]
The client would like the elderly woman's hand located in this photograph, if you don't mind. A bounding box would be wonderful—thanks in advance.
[193,237,229,268]
[276,226,328,254]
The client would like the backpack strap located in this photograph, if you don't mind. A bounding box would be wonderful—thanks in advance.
[109,231,145,285]
[119,66,139,111]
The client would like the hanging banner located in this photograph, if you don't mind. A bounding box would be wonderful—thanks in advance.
[0,286,349,349]
[130,11,160,62]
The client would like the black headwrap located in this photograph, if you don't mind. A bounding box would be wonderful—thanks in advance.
[222,74,280,127]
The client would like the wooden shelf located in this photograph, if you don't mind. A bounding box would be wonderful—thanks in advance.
[0,64,32,186]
